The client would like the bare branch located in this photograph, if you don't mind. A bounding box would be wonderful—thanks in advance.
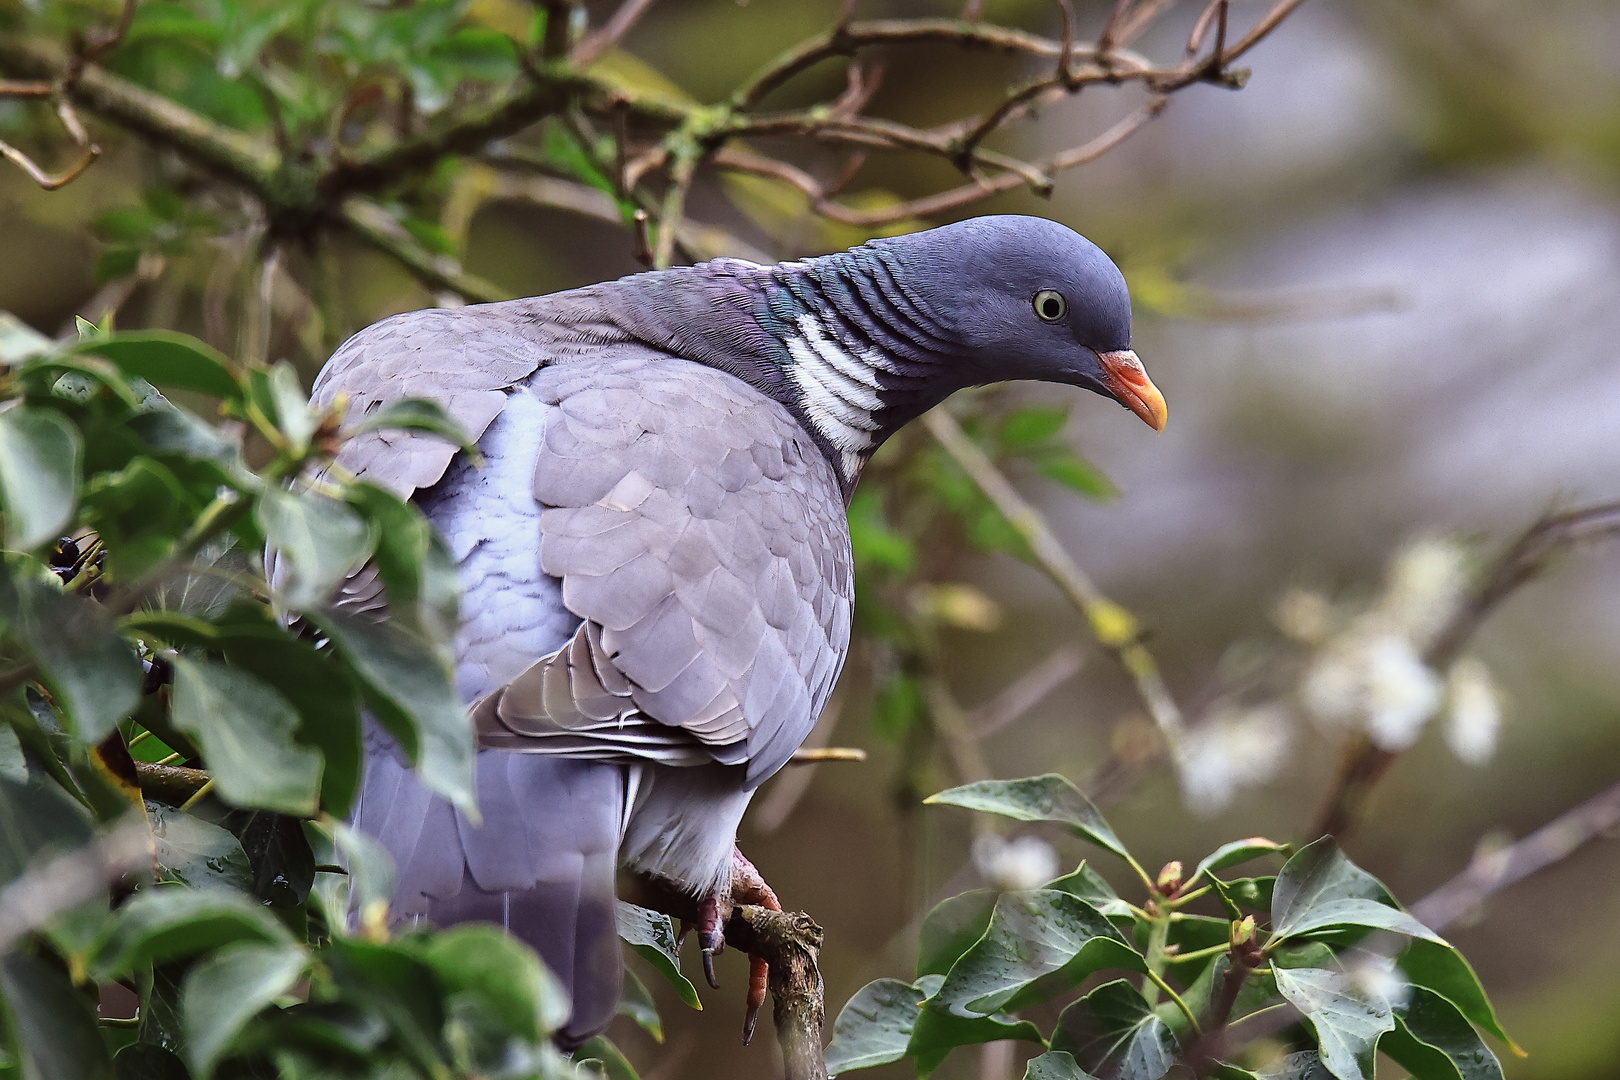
[0,78,52,97]
[789,747,867,764]
[969,645,1084,738]
[572,0,661,68]
[0,135,98,189]
[340,198,507,305]
[1412,779,1620,932]
[922,408,1186,750]
[653,152,696,269]
[1312,500,1620,839]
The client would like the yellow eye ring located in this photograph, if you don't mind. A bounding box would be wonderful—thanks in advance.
[1033,289,1067,322]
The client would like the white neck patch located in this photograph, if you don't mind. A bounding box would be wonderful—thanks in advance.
[784,313,893,484]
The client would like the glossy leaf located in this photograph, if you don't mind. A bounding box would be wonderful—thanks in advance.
[0,951,115,1080]
[1051,979,1177,1080]
[1398,938,1520,1054]
[311,610,475,813]
[1208,876,1275,919]
[907,993,1045,1075]
[0,561,142,741]
[149,803,253,892]
[1272,839,1393,932]
[574,1035,641,1080]
[825,978,921,1073]
[1045,861,1134,920]
[916,889,996,979]
[931,889,1143,1016]
[0,406,81,551]
[1193,838,1288,884]
[72,331,240,401]
[92,886,293,978]
[344,482,459,643]
[615,902,701,1010]
[925,774,1129,861]
[181,941,307,1078]
[1380,986,1503,1080]
[618,967,663,1042]
[417,923,570,1041]
[1273,896,1446,946]
[169,656,322,815]
[258,486,374,612]
[1024,1051,1101,1080]
[1272,966,1394,1080]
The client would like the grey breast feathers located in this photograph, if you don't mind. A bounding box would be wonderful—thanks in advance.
[474,356,854,788]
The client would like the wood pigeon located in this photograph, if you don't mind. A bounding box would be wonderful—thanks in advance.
[323,215,1167,1048]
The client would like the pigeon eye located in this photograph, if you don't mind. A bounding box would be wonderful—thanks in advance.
[1033,290,1067,322]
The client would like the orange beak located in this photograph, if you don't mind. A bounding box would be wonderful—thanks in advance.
[1097,349,1167,432]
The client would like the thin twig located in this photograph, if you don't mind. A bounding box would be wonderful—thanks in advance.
[339,198,507,305]
[921,408,1186,750]
[0,135,99,189]
[571,0,661,67]
[969,645,1083,738]
[653,152,696,269]
[1411,778,1620,932]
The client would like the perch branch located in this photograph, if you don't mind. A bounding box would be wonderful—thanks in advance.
[1312,500,1620,839]
[921,408,1186,750]
[1412,777,1620,932]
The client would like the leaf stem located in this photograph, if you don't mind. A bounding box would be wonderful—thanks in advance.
[177,776,215,812]
[1145,968,1201,1035]
[1166,942,1230,965]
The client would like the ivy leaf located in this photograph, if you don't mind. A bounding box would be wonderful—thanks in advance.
[0,951,115,1080]
[169,656,323,815]
[258,487,375,613]
[1397,938,1520,1055]
[310,609,475,815]
[916,890,996,979]
[614,902,701,1010]
[0,559,143,741]
[1045,861,1134,920]
[1037,454,1117,501]
[415,924,570,1041]
[1207,876,1275,919]
[931,890,1143,1017]
[0,406,81,551]
[181,940,307,1078]
[1380,986,1503,1080]
[149,803,253,892]
[1273,896,1446,946]
[1024,1051,1101,1080]
[343,482,460,644]
[71,331,240,401]
[825,978,922,1073]
[618,968,663,1043]
[92,887,293,978]
[907,988,1046,1076]
[925,774,1130,862]
[998,407,1067,448]
[1051,979,1178,1080]
[1272,838,1393,932]
[345,398,475,454]
[1272,966,1394,1080]
[1193,838,1289,885]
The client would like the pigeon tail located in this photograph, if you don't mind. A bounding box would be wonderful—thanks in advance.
[354,731,626,1050]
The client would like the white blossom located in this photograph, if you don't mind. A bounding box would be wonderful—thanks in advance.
[1176,705,1293,815]
[1378,536,1469,647]
[1274,587,1335,645]
[1444,657,1501,766]
[972,834,1060,892]
[1362,634,1444,750]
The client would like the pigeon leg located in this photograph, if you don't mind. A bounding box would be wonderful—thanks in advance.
[697,892,727,991]
[731,846,783,1045]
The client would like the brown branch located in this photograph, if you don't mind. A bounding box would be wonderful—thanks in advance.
[1311,500,1620,839]
[0,135,99,189]
[922,408,1186,750]
[0,78,52,97]
[788,747,867,764]
[969,645,1083,738]
[1411,778,1620,932]
[134,761,212,804]
[572,0,661,67]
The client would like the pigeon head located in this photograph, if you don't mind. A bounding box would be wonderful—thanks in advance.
[862,215,1167,432]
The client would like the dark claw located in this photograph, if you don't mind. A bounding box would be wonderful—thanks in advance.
[742,1002,760,1045]
[701,943,720,990]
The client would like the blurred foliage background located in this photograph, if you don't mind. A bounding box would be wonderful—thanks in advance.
[3,0,1619,1077]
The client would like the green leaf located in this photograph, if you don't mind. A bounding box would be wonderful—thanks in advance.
[574,1035,641,1080]
[1380,986,1503,1080]
[1045,861,1134,920]
[1272,839,1393,932]
[343,483,459,644]
[1397,938,1518,1055]
[181,941,307,1078]
[0,560,143,741]
[1051,979,1177,1080]
[346,398,474,453]
[825,978,919,1073]
[615,902,701,1010]
[1271,966,1394,1080]
[92,887,293,978]
[0,951,115,1080]
[0,774,94,887]
[906,995,1045,1075]
[1207,876,1275,919]
[846,490,916,574]
[417,923,570,1041]
[220,809,316,909]
[999,407,1068,448]
[149,803,253,892]
[925,774,1130,862]
[169,656,322,815]
[0,407,81,551]
[71,332,240,401]
[267,361,316,455]
[81,456,205,579]
[617,967,663,1042]
[112,1043,190,1080]
[1193,838,1289,885]
[1250,1052,1333,1079]
[1024,1051,1100,1080]
[310,610,475,814]
[916,890,996,979]
[931,890,1143,1017]
[1273,897,1446,946]
[1037,455,1117,501]
[258,487,375,613]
